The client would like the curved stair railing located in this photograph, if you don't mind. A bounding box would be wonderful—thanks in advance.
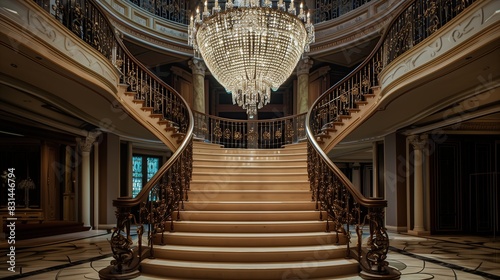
[306,0,477,278]
[33,0,194,279]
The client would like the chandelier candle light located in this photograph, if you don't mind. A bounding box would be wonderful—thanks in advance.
[189,0,314,118]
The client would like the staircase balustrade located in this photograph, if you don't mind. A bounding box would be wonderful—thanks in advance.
[306,0,477,278]
[193,111,307,149]
[33,0,194,279]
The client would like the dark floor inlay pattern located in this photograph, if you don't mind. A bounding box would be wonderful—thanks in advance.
[389,246,500,280]
[0,253,113,280]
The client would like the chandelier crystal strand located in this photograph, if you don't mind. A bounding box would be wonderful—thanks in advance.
[189,1,314,118]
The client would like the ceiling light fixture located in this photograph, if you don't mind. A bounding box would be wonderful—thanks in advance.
[189,0,314,118]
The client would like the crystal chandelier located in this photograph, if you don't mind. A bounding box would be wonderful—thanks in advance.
[189,0,314,118]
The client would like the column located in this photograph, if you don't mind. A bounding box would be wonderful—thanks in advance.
[63,145,75,221]
[188,58,207,113]
[78,131,101,228]
[296,56,313,114]
[408,134,429,235]
[93,142,99,229]
[372,142,379,198]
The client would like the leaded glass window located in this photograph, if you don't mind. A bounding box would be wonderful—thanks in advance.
[147,157,160,181]
[132,156,143,198]
[132,155,161,198]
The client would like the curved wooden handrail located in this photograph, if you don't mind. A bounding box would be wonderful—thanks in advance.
[62,0,195,209]
[32,0,194,278]
[306,0,480,207]
[305,0,477,277]
[86,1,196,278]
[108,16,195,211]
[305,1,418,209]
[113,135,193,209]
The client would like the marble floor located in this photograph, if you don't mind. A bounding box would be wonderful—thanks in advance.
[0,230,498,280]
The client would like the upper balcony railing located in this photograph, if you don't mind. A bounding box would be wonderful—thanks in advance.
[125,0,373,25]
[193,111,307,149]
[315,0,372,23]
[306,0,477,277]
[127,0,190,25]
[309,0,477,138]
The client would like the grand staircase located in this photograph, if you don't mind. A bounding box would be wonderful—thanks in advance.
[139,141,360,279]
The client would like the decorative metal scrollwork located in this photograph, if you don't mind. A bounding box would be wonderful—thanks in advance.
[315,0,373,23]
[351,86,360,100]
[339,92,348,103]
[71,2,84,36]
[223,128,231,140]
[247,128,258,142]
[140,80,150,96]
[233,131,242,141]
[153,90,163,112]
[328,103,338,120]
[285,121,294,139]
[52,1,63,21]
[126,70,138,92]
[201,121,208,133]
[425,1,439,34]
[373,60,383,75]
[108,207,137,274]
[275,129,282,139]
[361,75,371,90]
[307,142,395,277]
[130,0,190,24]
[262,130,271,140]
[365,208,390,273]
[35,1,193,280]
[213,121,222,139]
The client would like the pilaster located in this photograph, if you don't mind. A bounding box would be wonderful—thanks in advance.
[77,130,101,228]
[189,58,207,113]
[408,134,430,236]
[296,57,313,114]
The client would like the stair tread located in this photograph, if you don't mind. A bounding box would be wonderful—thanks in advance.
[194,151,307,155]
[154,244,344,253]
[190,180,309,183]
[189,189,310,192]
[138,274,362,280]
[186,200,314,203]
[194,158,306,162]
[143,258,357,268]
[164,232,339,237]
[192,171,308,175]
[180,210,318,214]
[193,145,305,151]
[175,220,323,224]
[193,164,306,168]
